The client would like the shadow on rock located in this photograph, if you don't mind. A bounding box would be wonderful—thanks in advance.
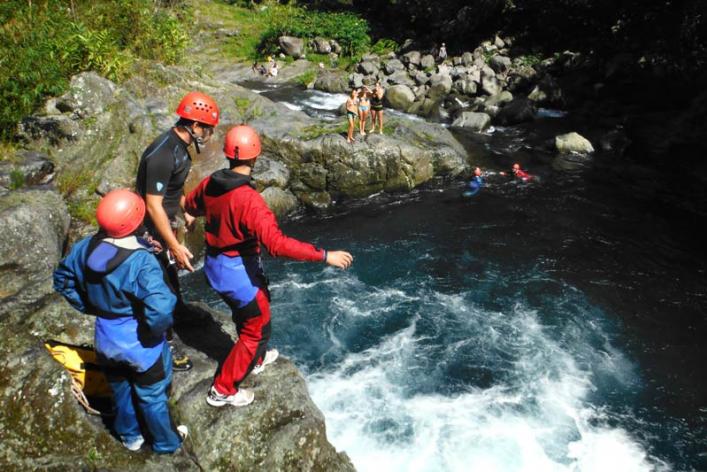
[173,303,234,363]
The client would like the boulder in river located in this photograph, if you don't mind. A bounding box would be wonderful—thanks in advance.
[427,74,453,101]
[555,132,595,154]
[452,111,492,131]
[495,98,537,125]
[384,58,405,75]
[358,61,379,76]
[385,84,416,111]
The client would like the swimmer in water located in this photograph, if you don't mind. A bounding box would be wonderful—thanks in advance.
[501,163,533,181]
[463,167,484,197]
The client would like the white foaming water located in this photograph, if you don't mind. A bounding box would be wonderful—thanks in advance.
[301,276,660,472]
[301,90,348,110]
[281,101,303,111]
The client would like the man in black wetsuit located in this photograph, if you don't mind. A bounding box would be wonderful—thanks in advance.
[136,91,220,371]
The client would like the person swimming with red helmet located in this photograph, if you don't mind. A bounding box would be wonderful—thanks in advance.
[501,163,533,181]
[463,167,485,197]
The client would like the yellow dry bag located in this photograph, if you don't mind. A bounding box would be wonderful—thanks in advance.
[45,340,112,414]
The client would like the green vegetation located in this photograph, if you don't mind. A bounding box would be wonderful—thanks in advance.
[9,170,25,190]
[295,70,317,87]
[297,122,348,140]
[517,52,544,67]
[259,5,370,57]
[371,39,398,56]
[209,1,371,62]
[0,0,189,140]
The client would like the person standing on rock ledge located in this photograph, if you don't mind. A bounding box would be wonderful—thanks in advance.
[185,125,353,408]
[53,189,187,453]
[136,91,220,372]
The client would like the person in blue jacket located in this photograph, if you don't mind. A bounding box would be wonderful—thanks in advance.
[463,167,484,197]
[53,189,186,453]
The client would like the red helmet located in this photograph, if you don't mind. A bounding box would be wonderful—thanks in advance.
[176,92,220,126]
[224,125,261,160]
[96,189,145,238]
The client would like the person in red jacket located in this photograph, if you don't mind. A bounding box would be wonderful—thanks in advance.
[501,163,533,181]
[185,125,353,407]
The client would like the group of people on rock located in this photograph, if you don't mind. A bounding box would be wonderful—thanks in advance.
[252,56,278,77]
[345,82,385,143]
[53,91,353,454]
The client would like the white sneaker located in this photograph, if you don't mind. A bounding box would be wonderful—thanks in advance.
[122,435,145,451]
[206,386,254,407]
[177,425,188,441]
[252,349,279,375]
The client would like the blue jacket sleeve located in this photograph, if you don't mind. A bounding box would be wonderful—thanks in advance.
[133,256,177,336]
[53,247,89,314]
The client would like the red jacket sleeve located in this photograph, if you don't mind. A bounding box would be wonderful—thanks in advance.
[185,178,208,217]
[242,190,325,262]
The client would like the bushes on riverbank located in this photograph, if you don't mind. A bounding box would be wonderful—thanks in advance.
[0,0,189,140]
[258,5,370,57]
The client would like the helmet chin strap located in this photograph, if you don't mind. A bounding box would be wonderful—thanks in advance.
[183,125,202,154]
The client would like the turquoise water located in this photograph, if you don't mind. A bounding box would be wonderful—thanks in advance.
[183,85,706,471]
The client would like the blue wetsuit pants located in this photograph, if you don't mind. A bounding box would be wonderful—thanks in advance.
[105,343,182,453]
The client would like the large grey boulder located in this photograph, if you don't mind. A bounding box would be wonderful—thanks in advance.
[495,98,536,125]
[0,151,55,189]
[56,72,117,118]
[314,72,349,94]
[452,112,492,131]
[387,70,415,87]
[461,52,474,66]
[485,91,514,108]
[261,186,298,217]
[0,190,70,318]
[385,84,416,111]
[481,66,502,95]
[402,51,421,66]
[489,55,512,74]
[383,58,405,75]
[453,77,478,96]
[412,70,430,85]
[16,115,81,144]
[427,74,453,101]
[349,73,364,89]
[278,36,305,58]
[253,156,290,190]
[312,37,332,54]
[420,54,435,70]
[358,61,379,76]
[555,132,595,154]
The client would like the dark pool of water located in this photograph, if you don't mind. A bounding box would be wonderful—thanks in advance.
[183,86,706,470]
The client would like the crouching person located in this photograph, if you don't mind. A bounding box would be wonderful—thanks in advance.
[53,189,187,453]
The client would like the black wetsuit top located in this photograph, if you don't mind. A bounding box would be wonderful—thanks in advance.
[371,93,384,110]
[135,129,191,223]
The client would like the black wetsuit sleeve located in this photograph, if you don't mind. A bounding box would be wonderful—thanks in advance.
[143,151,174,197]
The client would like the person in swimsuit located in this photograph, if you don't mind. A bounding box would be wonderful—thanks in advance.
[345,89,359,144]
[370,82,385,134]
[358,87,371,136]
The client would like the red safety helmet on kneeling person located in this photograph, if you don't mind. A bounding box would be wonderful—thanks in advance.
[224,125,261,161]
[96,189,145,238]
